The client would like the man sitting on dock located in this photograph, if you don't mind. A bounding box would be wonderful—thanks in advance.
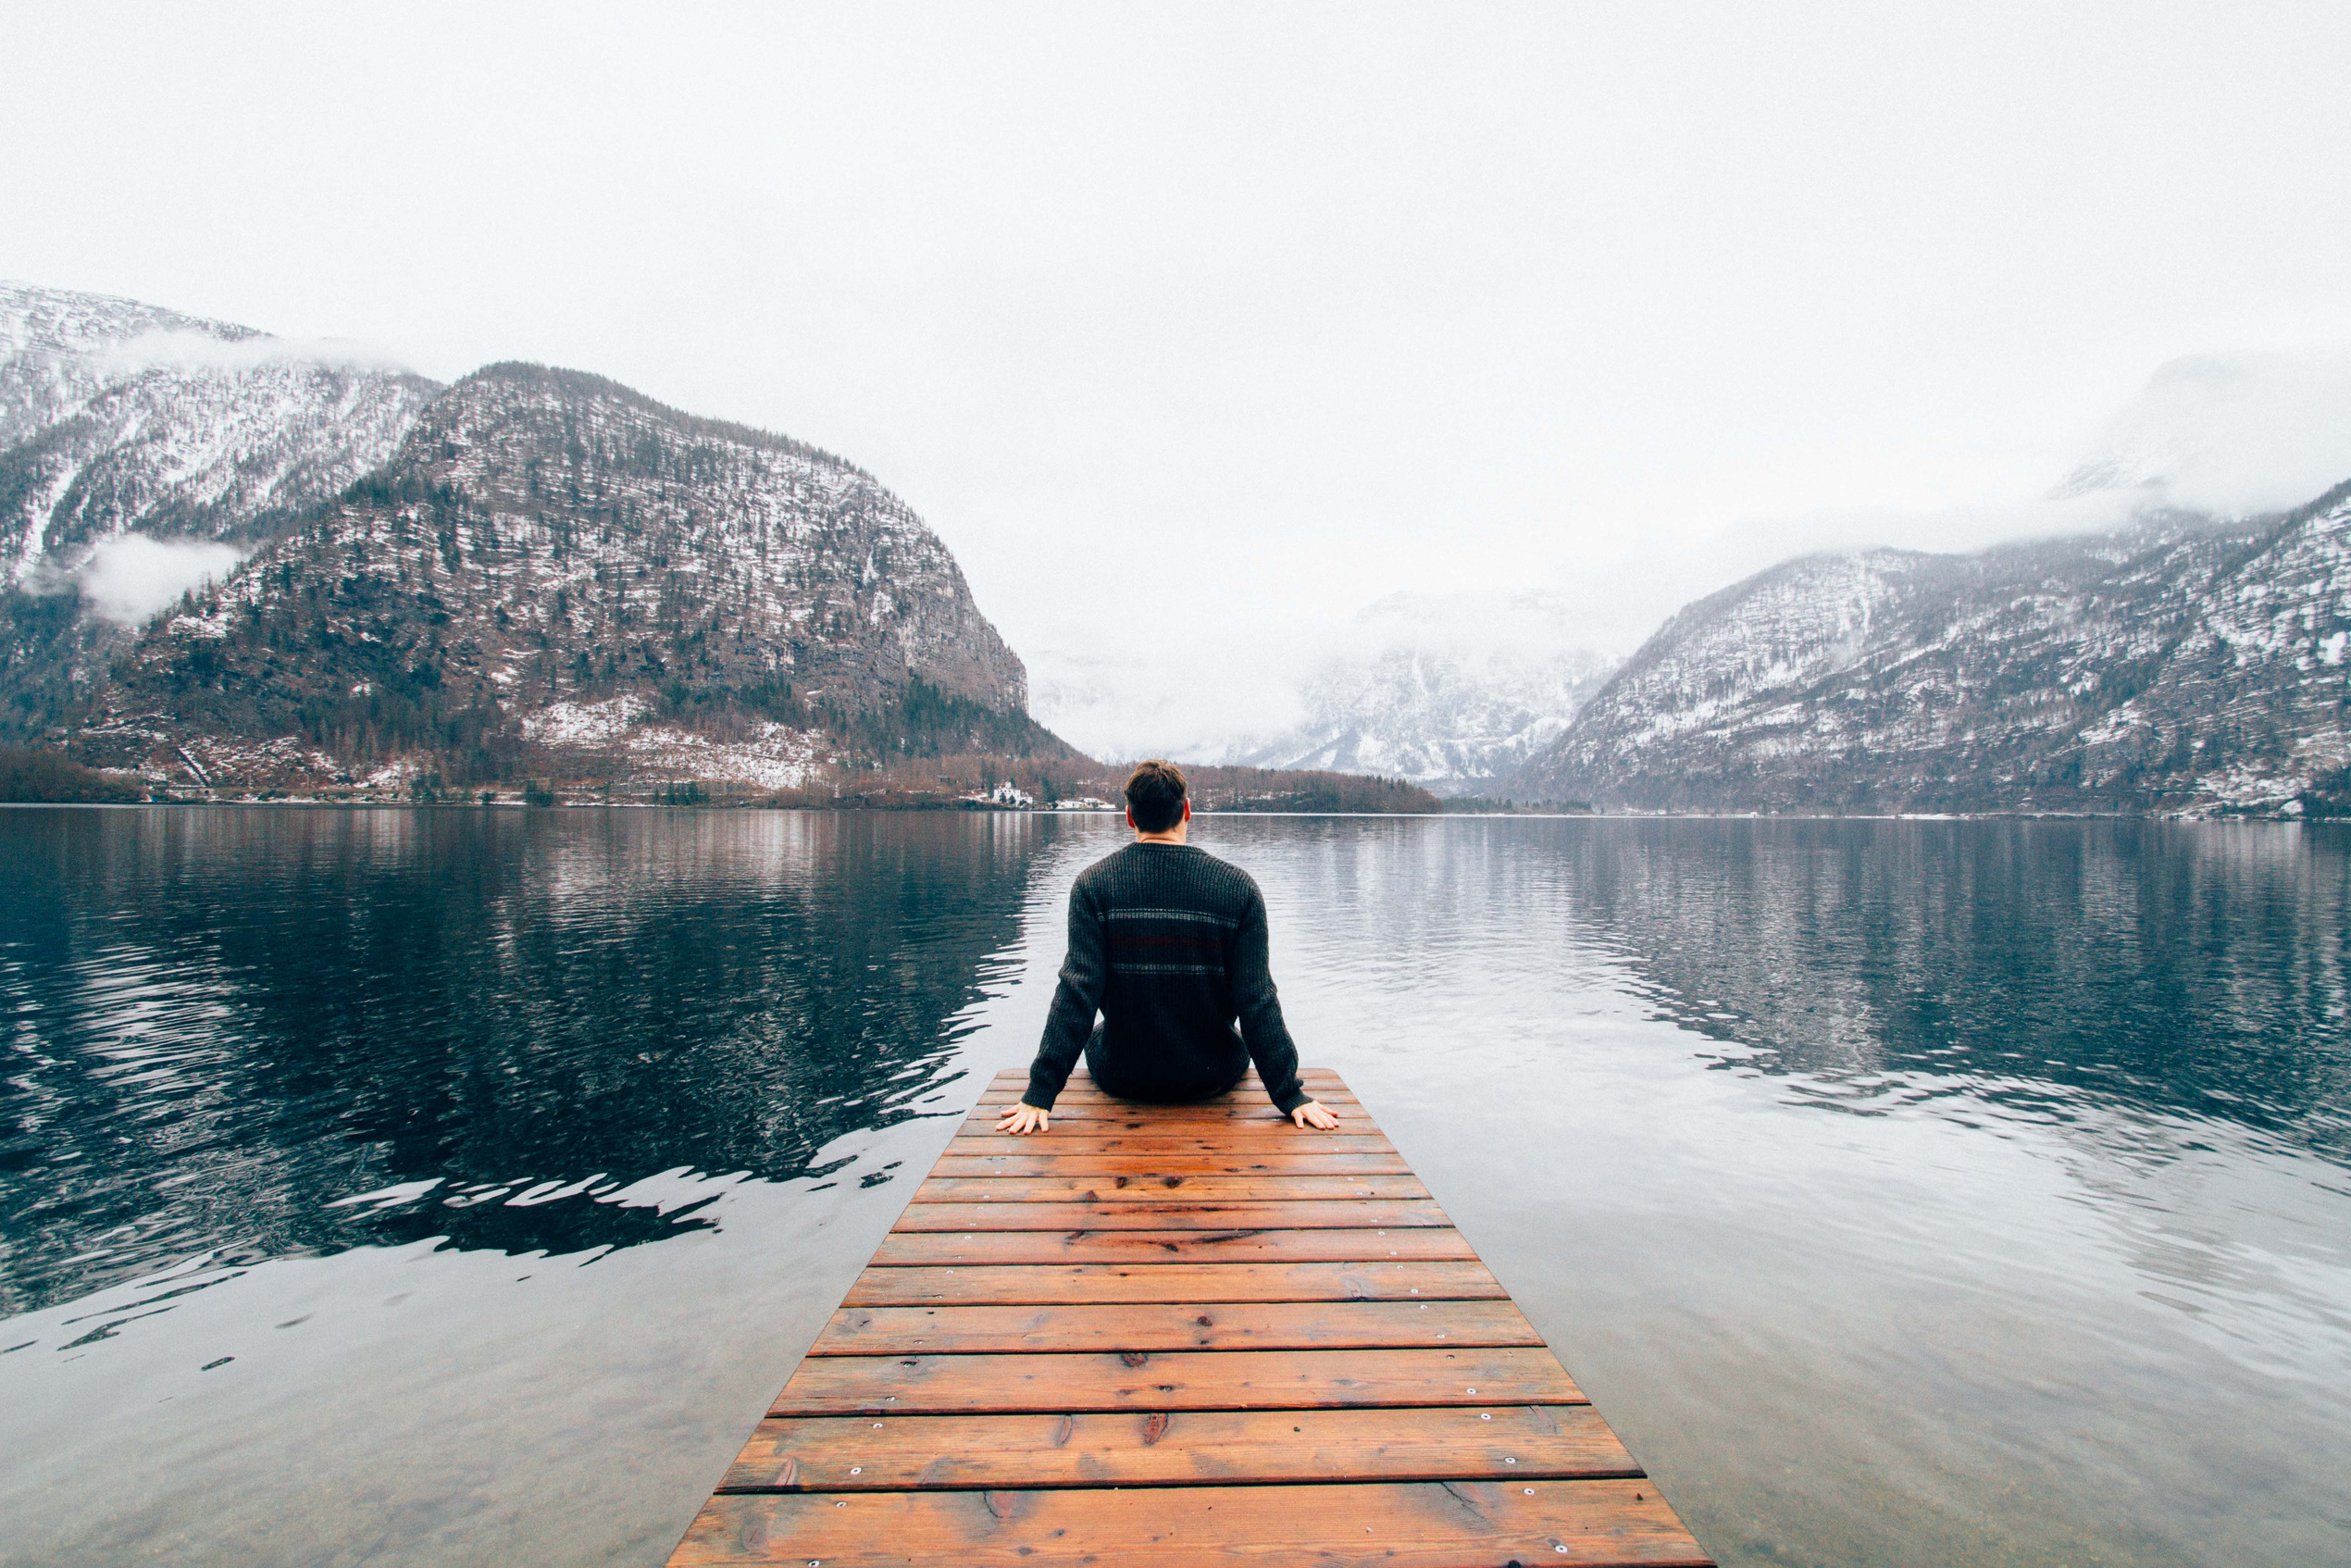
[996,758,1342,1136]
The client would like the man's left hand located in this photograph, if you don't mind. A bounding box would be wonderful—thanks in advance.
[1291,1100,1340,1130]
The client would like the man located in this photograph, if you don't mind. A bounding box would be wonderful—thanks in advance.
[996,759,1341,1135]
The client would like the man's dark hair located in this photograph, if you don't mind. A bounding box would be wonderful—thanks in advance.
[1125,759,1188,833]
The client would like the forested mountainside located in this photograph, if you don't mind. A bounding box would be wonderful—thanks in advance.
[1,281,442,728]
[1511,486,2351,815]
[73,361,1065,791]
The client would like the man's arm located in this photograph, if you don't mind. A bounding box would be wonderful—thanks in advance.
[1010,879,1106,1126]
[1230,887,1313,1118]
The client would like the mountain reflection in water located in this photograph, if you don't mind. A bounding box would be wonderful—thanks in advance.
[1,809,2345,1568]
[1556,818,2351,1156]
[0,807,1039,1315]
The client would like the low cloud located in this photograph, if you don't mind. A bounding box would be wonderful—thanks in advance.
[1027,591,1625,765]
[96,329,416,378]
[76,533,244,626]
[1028,635,1312,764]
[2054,350,2351,516]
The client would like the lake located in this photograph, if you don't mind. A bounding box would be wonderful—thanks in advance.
[1,807,2346,1566]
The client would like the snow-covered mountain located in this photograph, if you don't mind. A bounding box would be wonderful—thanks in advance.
[1,281,440,587]
[1237,591,1617,790]
[1510,488,2351,815]
[75,361,1061,790]
[1,282,442,730]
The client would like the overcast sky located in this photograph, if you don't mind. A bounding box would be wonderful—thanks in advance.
[7,3,2351,747]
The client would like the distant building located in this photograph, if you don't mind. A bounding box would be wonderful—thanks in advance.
[989,780,1035,807]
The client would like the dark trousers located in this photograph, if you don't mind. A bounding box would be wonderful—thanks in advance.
[1083,1022,1249,1104]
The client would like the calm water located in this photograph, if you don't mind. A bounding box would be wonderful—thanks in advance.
[1,808,2346,1565]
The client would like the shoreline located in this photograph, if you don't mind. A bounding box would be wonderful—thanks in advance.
[2,800,2339,823]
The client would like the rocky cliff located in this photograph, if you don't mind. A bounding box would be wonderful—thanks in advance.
[75,360,1060,790]
[1510,489,2351,815]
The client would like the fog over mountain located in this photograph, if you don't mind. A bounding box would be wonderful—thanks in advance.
[1230,592,1616,791]
[1037,349,2351,785]
[2053,351,2351,516]
[2,282,440,586]
[1029,591,1617,789]
[8,273,2351,816]
[1490,351,2351,815]
[1,282,444,726]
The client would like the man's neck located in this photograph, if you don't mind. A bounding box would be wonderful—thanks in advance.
[1134,827,1188,846]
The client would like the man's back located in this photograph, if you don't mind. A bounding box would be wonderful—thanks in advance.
[1023,840,1309,1114]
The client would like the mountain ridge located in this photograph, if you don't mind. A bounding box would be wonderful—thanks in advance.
[0,282,1077,794]
[71,355,1064,791]
[1508,486,2351,815]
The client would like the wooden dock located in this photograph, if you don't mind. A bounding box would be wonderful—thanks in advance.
[667,1066,1713,1566]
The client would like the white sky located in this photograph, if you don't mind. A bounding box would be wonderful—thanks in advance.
[6,3,2351,747]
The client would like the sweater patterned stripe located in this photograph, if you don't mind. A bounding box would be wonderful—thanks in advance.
[1106,908,1240,926]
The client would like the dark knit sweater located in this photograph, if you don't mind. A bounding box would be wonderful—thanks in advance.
[1025,841,1309,1114]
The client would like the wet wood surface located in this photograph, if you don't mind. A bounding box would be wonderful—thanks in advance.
[675,1481,1710,1566]
[770,1346,1584,1415]
[840,1259,1512,1305]
[803,1300,1542,1354]
[719,1405,1642,1491]
[914,1173,1434,1201]
[666,1066,1712,1567]
[871,1225,1483,1265]
[890,1198,1453,1230]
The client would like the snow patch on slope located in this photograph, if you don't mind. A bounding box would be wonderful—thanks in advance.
[518,696,824,790]
[521,695,652,748]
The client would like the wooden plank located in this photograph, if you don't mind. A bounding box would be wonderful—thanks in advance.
[841,1261,1512,1306]
[770,1347,1586,1415]
[928,1151,1413,1177]
[666,1067,1714,1568]
[870,1226,1481,1266]
[805,1300,1544,1354]
[674,1480,1710,1566]
[889,1199,1452,1232]
[913,1174,1433,1201]
[720,1405,1640,1491]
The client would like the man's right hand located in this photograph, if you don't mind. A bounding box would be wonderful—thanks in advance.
[996,1101,1051,1136]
